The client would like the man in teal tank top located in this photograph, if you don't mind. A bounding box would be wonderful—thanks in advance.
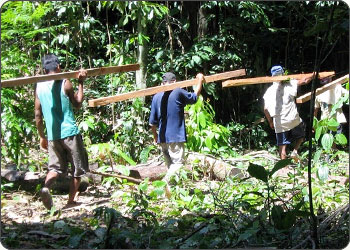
[35,54,89,210]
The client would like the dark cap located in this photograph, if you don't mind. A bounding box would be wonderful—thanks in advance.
[42,54,60,73]
[162,72,176,83]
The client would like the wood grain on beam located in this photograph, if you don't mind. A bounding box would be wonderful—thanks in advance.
[1,64,140,88]
[222,71,335,88]
[89,69,246,107]
[296,74,349,104]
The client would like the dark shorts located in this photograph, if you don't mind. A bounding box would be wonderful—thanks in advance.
[337,123,346,135]
[276,122,305,146]
[48,134,89,177]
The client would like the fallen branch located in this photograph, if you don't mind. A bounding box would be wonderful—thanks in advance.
[90,170,142,184]
[88,69,246,107]
[2,63,140,87]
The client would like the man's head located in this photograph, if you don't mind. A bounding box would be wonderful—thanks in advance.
[271,65,284,76]
[42,54,60,74]
[162,72,176,85]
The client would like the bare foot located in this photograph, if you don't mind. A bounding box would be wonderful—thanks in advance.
[63,201,82,209]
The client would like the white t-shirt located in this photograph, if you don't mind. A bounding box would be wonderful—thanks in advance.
[263,80,302,133]
[315,84,347,123]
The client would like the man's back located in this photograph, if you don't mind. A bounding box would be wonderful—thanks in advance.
[150,88,197,143]
[36,79,79,140]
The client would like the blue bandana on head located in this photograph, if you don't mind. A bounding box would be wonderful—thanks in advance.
[271,65,284,76]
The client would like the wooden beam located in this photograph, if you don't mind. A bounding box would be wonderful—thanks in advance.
[1,63,140,88]
[222,71,335,88]
[296,74,349,104]
[88,69,246,107]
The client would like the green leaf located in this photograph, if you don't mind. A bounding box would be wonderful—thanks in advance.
[115,148,136,166]
[272,206,296,230]
[315,126,323,141]
[313,149,322,163]
[248,163,268,182]
[317,165,329,182]
[68,234,83,248]
[192,55,201,64]
[327,118,339,131]
[54,220,66,229]
[140,145,156,163]
[152,180,166,188]
[139,180,148,192]
[205,136,212,150]
[335,133,347,145]
[114,165,130,176]
[269,159,292,176]
[321,133,334,151]
[198,112,207,128]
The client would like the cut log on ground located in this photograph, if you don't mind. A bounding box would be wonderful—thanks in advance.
[296,74,349,103]
[186,152,246,181]
[1,64,140,87]
[129,162,168,181]
[222,71,335,87]
[89,170,142,184]
[88,69,246,107]
[0,169,90,192]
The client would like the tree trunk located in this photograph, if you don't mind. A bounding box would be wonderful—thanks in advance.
[136,9,148,102]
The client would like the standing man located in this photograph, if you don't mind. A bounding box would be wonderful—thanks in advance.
[149,72,205,196]
[314,76,348,136]
[35,54,89,210]
[263,65,311,161]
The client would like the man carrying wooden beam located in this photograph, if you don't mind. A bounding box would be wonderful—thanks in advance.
[35,54,89,210]
[314,76,348,136]
[149,72,205,198]
[263,65,312,161]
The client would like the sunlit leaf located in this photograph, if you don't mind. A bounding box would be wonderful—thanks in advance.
[321,133,334,151]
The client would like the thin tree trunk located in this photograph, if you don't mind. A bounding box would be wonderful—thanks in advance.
[136,8,147,102]
[106,7,115,128]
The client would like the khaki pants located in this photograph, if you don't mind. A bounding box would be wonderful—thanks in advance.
[160,142,185,182]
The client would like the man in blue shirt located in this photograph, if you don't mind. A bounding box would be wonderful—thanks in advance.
[35,54,89,210]
[149,72,205,197]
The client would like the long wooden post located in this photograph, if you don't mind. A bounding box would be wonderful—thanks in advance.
[296,74,349,104]
[222,71,335,88]
[88,69,246,107]
[1,64,140,88]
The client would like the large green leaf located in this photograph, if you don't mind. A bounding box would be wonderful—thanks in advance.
[321,133,334,151]
[313,149,322,164]
[327,118,339,132]
[271,205,296,230]
[315,126,323,141]
[115,148,136,166]
[335,133,347,145]
[248,163,268,182]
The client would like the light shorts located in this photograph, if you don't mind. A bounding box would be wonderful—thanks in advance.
[160,142,185,168]
[276,122,305,146]
[48,134,89,177]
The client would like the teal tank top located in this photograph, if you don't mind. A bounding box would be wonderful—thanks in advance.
[36,79,80,140]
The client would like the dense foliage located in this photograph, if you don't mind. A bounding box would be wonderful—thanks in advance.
[1,1,349,249]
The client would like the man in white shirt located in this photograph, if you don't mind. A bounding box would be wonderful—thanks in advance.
[314,76,348,135]
[263,65,311,160]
